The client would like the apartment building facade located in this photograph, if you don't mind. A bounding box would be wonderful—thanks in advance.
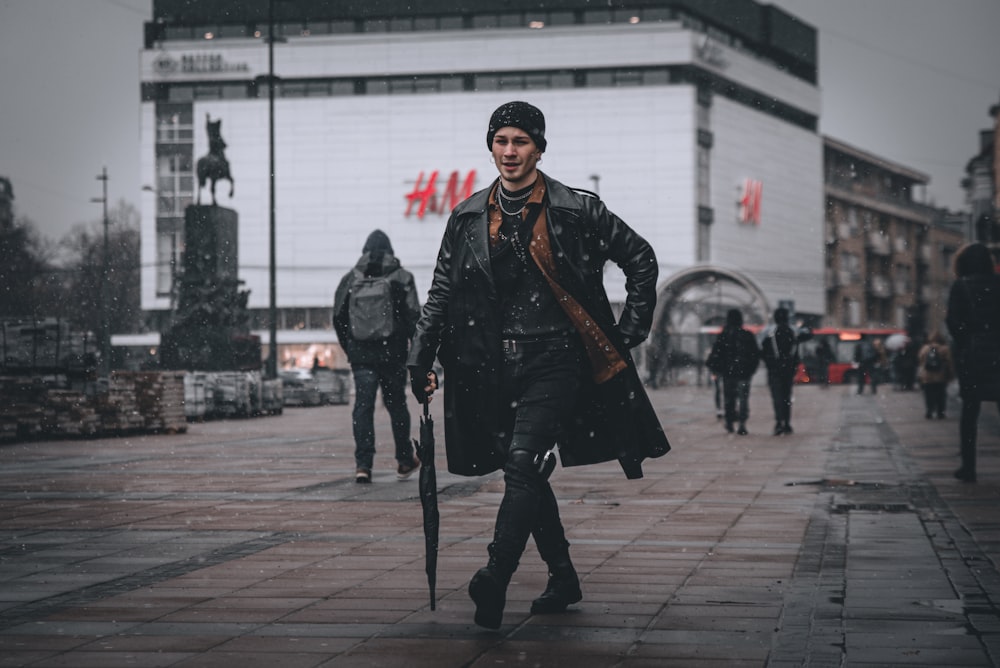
[823,137,964,339]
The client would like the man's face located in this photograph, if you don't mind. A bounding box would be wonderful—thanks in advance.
[491,127,541,188]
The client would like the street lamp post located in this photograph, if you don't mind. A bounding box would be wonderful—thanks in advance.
[91,167,110,377]
[267,0,278,379]
[589,174,600,196]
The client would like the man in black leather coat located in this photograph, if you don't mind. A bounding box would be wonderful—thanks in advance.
[407,101,669,629]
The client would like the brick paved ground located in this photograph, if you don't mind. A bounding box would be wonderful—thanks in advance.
[0,381,997,667]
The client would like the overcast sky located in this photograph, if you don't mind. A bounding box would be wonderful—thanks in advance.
[1,0,998,243]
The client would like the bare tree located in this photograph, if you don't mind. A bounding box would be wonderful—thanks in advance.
[60,199,142,337]
[0,215,54,319]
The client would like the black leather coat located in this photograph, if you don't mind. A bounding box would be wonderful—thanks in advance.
[946,273,1000,400]
[407,174,670,479]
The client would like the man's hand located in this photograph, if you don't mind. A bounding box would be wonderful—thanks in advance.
[409,369,438,404]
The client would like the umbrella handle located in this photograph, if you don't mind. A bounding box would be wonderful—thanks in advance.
[423,399,429,420]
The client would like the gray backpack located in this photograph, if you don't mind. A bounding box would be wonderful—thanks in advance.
[348,269,395,341]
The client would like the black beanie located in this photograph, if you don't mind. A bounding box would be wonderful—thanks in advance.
[486,101,547,152]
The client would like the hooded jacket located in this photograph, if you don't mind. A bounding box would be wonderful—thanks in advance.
[407,173,670,479]
[707,312,761,380]
[333,230,421,367]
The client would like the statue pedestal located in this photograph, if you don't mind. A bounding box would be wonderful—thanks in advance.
[160,205,256,371]
[185,206,238,280]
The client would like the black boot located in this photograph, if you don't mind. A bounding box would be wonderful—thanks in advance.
[469,564,510,629]
[530,560,582,614]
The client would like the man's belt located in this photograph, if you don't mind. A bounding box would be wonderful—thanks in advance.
[501,335,578,354]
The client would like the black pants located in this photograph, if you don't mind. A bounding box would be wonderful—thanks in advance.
[959,397,981,474]
[857,362,879,394]
[922,382,947,417]
[351,363,412,470]
[487,343,584,576]
[722,375,751,425]
[768,371,794,426]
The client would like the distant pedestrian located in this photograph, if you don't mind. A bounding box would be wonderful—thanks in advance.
[917,332,953,420]
[894,341,918,391]
[853,338,885,395]
[946,242,1000,483]
[333,230,422,484]
[761,307,800,435]
[706,309,760,435]
[813,337,835,388]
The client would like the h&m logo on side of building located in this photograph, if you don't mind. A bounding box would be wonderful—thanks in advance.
[738,178,762,226]
[405,170,477,218]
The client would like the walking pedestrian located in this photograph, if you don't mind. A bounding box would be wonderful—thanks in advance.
[917,332,953,420]
[853,338,884,394]
[946,242,1000,483]
[761,307,800,435]
[813,337,835,388]
[706,309,760,435]
[333,230,422,484]
[407,101,670,629]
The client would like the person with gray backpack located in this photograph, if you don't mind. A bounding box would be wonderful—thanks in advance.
[334,230,422,483]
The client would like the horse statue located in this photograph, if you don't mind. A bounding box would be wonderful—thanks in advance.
[196,114,234,206]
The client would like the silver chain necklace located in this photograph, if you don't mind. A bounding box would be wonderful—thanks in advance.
[497,184,533,216]
[499,184,533,201]
[498,196,527,217]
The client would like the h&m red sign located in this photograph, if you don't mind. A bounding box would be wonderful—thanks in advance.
[738,178,762,225]
[405,170,477,218]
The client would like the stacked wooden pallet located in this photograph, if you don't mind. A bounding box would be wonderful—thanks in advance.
[128,371,187,433]
[43,390,100,437]
[0,376,47,441]
[95,374,146,433]
[0,376,99,440]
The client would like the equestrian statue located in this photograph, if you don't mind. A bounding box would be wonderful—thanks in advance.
[196,114,234,206]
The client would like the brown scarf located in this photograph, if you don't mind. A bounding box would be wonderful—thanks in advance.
[488,175,627,383]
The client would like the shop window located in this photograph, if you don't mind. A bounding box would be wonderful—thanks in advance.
[583,9,611,24]
[547,11,575,25]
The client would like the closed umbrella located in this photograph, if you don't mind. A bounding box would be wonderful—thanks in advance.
[414,400,439,610]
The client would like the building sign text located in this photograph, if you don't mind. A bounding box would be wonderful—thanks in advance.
[738,178,762,225]
[405,170,477,218]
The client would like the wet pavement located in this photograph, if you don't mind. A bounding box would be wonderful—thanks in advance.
[0,381,997,667]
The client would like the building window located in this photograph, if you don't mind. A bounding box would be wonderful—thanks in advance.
[152,61,815,130]
[155,228,179,297]
[168,85,195,103]
[696,214,712,263]
[844,298,861,327]
[156,106,193,143]
[583,9,612,24]
[846,207,859,237]
[547,11,576,26]
[389,17,414,32]
[362,19,388,32]
[472,14,500,29]
[697,146,710,205]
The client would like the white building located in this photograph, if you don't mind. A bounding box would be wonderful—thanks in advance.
[140,0,823,371]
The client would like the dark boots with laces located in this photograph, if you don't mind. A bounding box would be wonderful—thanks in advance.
[530,558,582,614]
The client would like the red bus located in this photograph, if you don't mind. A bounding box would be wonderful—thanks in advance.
[795,327,906,385]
